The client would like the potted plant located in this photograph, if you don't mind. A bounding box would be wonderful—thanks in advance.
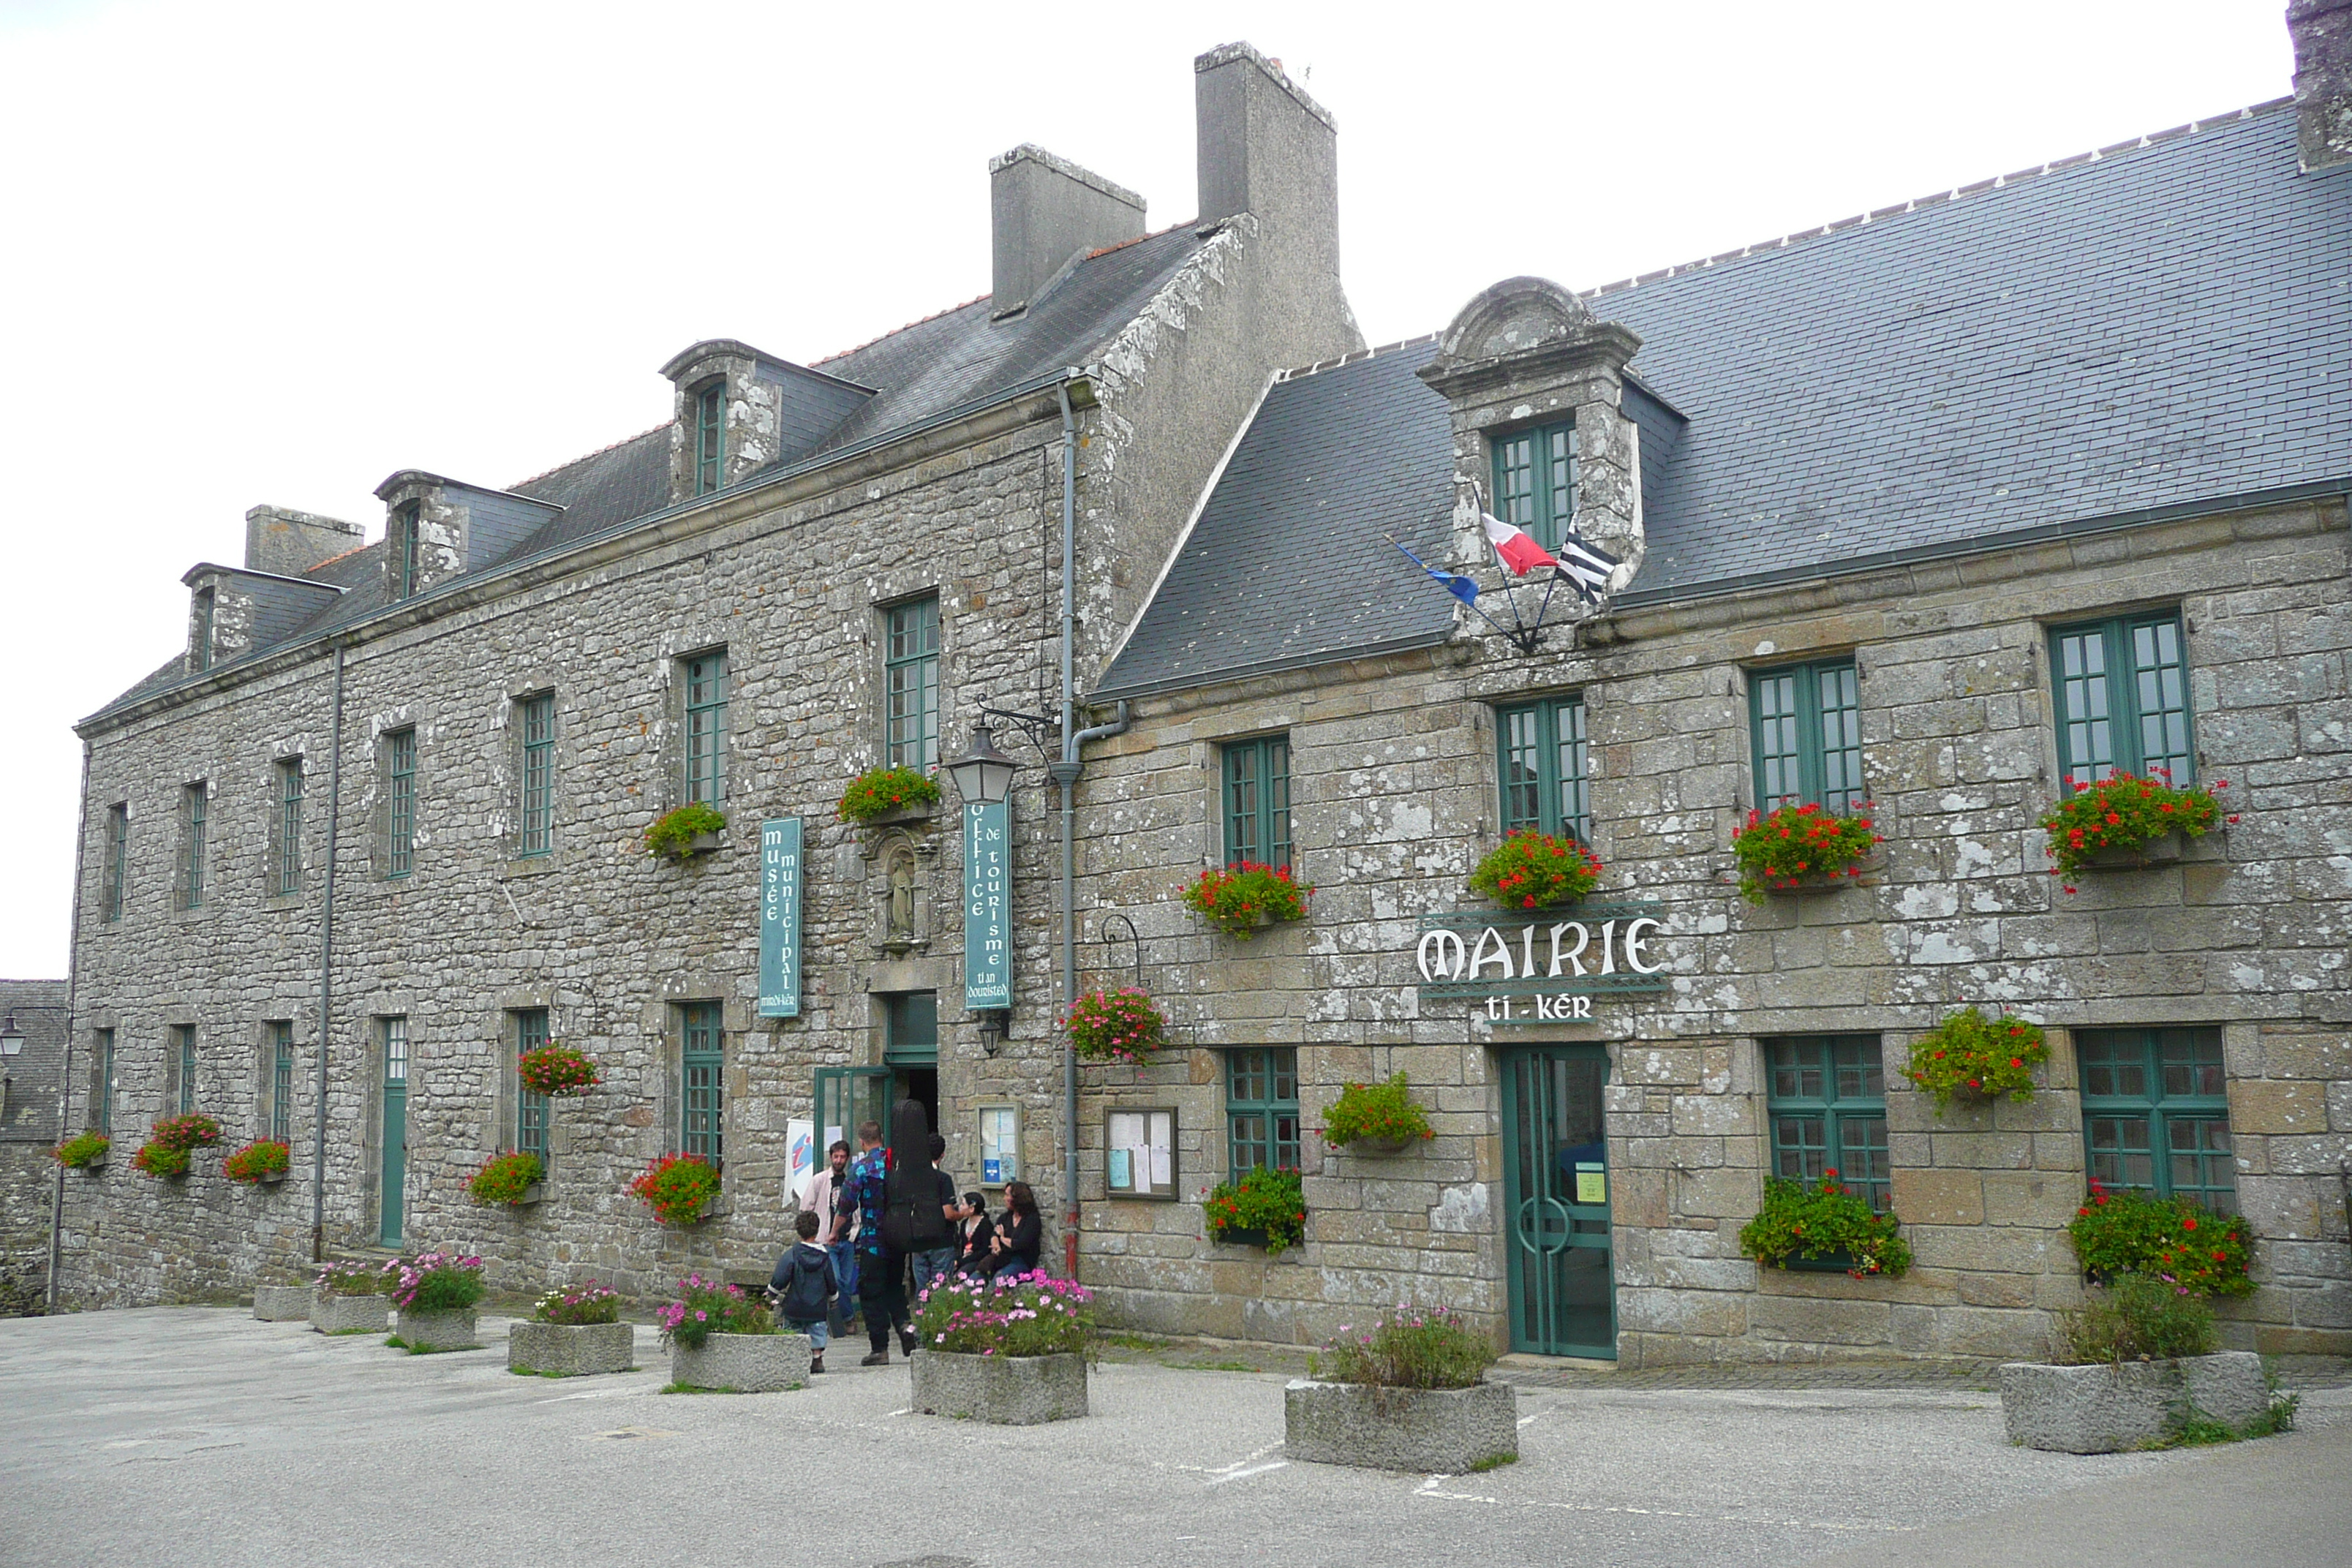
[509,1281,634,1376]
[50,1131,110,1172]
[1287,1305,1515,1472]
[2041,771,2233,892]
[909,1270,1093,1424]
[1901,1006,2050,1114]
[645,802,726,860]
[311,1259,399,1335]
[1321,1072,1434,1156]
[1203,1165,1306,1255]
[1180,862,1313,938]
[660,1274,803,1391]
[251,1273,317,1322]
[131,1113,222,1179]
[517,1041,600,1096]
[1062,987,1165,1064]
[2068,1183,2253,1297]
[469,1150,546,1208]
[837,765,942,826]
[630,1153,723,1224]
[222,1139,290,1186]
[390,1252,486,1352]
[1469,829,1603,911]
[1731,802,1881,902]
[1999,1275,2280,1452]
[1737,1170,1913,1278]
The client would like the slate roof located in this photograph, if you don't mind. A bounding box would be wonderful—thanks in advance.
[1098,99,2352,698]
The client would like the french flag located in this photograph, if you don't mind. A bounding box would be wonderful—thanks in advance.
[1482,512,1560,576]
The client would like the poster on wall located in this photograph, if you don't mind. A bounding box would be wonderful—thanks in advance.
[963,799,1011,1008]
[787,1120,815,1205]
[759,817,804,1017]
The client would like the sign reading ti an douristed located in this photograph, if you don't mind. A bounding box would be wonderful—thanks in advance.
[963,799,1011,1008]
[758,818,804,1017]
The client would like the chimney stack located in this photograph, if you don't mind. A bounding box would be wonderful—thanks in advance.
[244,505,363,578]
[1194,42,1340,260]
[990,145,1146,317]
[2291,0,2352,172]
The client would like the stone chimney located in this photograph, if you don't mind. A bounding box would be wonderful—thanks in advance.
[244,505,362,578]
[1195,43,1341,276]
[989,145,1146,317]
[2291,0,2352,172]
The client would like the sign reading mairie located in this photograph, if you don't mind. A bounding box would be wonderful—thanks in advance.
[1414,902,1667,1017]
[963,800,1012,1008]
[758,818,804,1017]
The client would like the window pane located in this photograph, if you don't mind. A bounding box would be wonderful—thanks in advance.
[685,652,728,806]
[1774,1113,1828,1180]
[682,1002,723,1163]
[2087,1115,2153,1191]
[2130,619,2192,785]
[1765,1040,1823,1101]
[2158,1029,2225,1099]
[1496,434,1536,529]
[1501,706,1544,832]
[1833,1038,1884,1101]
[2167,1118,2236,1212]
[1555,698,1591,842]
[271,1022,293,1144]
[1839,1115,1891,1213]
[1263,738,1292,868]
[382,1017,407,1082]
[1544,426,1576,546]
[1269,1047,1297,1103]
[1816,663,1864,813]
[885,600,940,771]
[515,1009,551,1163]
[521,696,554,855]
[696,385,724,495]
[2054,627,2115,783]
[387,730,415,878]
[1753,673,1802,806]
[278,764,302,895]
[2078,1033,2147,1101]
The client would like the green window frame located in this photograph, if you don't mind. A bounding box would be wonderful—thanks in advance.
[1224,1047,1300,1178]
[102,804,127,923]
[2078,1027,2235,1213]
[695,382,725,495]
[514,1009,551,1166]
[94,1028,114,1135]
[268,1021,293,1145]
[385,728,415,878]
[394,502,421,600]
[519,693,555,857]
[1498,696,1591,843]
[192,587,214,672]
[681,1001,723,1164]
[274,761,303,896]
[884,598,940,771]
[181,784,207,910]
[685,650,728,806]
[1221,734,1292,869]
[1765,1036,1890,1213]
[2050,613,2193,790]
[1749,658,1864,813]
[174,1024,197,1116]
[1489,420,1576,552]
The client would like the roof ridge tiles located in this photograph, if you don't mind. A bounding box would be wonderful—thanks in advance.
[1273,331,1440,382]
[304,542,375,576]
[1579,96,2295,303]
[507,422,671,491]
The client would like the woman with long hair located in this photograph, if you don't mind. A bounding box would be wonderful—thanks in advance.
[987,1180,1043,1281]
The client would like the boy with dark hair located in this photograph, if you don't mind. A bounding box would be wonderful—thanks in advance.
[770,1209,838,1373]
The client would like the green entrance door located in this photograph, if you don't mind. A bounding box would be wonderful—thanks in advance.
[813,1066,891,1153]
[1500,1044,1616,1359]
[380,1017,408,1247]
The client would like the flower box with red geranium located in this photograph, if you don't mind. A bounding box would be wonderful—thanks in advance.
[2040,772,2231,889]
[1320,1072,1434,1154]
[2066,1183,2253,1297]
[468,1150,546,1207]
[131,1113,222,1179]
[630,1152,723,1225]
[1063,987,1166,1063]
[1902,1006,2050,1113]
[1730,802,1882,903]
[1181,862,1312,938]
[222,1139,291,1185]
[1203,1164,1306,1255]
[1469,829,1602,911]
[50,1131,110,1171]
[837,765,942,825]
[517,1043,601,1097]
[1736,1171,1913,1278]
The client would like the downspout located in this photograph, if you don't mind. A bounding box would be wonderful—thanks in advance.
[312,640,346,1262]
[45,741,93,1311]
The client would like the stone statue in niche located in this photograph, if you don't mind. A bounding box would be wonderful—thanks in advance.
[871,833,932,954]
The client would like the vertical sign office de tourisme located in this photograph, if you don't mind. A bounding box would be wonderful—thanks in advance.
[964,799,1011,1008]
[759,818,803,1017]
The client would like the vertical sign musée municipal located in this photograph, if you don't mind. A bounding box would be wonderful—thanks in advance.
[963,799,1011,1008]
[758,818,804,1017]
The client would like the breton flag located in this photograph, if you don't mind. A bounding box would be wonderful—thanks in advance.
[1481,512,1622,604]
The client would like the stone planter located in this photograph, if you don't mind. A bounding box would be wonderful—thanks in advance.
[669,1332,808,1391]
[1285,1379,1519,1472]
[1999,1351,2266,1452]
[911,1349,1088,1425]
[252,1284,315,1322]
[311,1294,391,1335]
[396,1309,482,1352]
[510,1320,635,1376]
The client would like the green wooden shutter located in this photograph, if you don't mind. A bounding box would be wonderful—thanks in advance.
[521,695,555,856]
[1749,660,1863,813]
[269,1021,293,1144]
[2078,1027,2234,1211]
[1221,735,1293,868]
[685,652,728,806]
[681,1002,723,1164]
[1496,697,1591,843]
[2051,614,2193,790]
[885,599,941,770]
[1765,1036,1889,1213]
[515,1009,551,1164]
[1225,1047,1301,1178]
[386,729,415,878]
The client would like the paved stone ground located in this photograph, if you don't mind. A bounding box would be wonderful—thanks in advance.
[2,1308,2346,1568]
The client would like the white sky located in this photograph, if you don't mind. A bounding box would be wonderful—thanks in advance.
[0,0,2297,976]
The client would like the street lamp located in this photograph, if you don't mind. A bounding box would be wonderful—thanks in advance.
[946,724,1019,805]
[0,1014,21,1057]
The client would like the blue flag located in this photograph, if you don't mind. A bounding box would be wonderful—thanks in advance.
[1395,542,1479,607]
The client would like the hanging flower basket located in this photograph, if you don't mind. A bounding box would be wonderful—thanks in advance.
[1468,829,1602,910]
[1737,1171,1912,1278]
[2040,772,2231,890]
[50,1131,110,1170]
[1181,862,1313,938]
[1063,988,1166,1063]
[1731,802,1881,902]
[630,1153,723,1225]
[645,802,725,860]
[837,766,942,823]
[518,1044,601,1097]
[1902,1006,2049,1112]
[222,1139,291,1185]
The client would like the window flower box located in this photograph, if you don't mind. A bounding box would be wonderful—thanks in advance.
[912,1349,1088,1424]
[1203,1166,1306,1255]
[470,1150,547,1207]
[837,766,942,826]
[1209,1225,1270,1248]
[1182,862,1312,938]
[1731,802,1882,903]
[2041,772,2231,890]
[1469,829,1603,911]
[645,802,726,862]
[51,1132,110,1171]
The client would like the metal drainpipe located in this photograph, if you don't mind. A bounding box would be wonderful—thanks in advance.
[312,640,346,1262]
[45,742,94,1311]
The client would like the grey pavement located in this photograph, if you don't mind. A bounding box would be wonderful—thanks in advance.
[1,1308,2345,1568]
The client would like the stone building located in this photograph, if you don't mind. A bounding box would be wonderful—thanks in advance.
[0,980,69,1308]
[57,13,2352,1368]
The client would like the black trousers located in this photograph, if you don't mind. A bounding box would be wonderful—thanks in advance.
[859,1249,908,1352]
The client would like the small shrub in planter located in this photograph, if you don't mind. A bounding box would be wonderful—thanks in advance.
[2067,1183,2253,1297]
[1292,1305,1515,1471]
[1313,1303,1496,1390]
[630,1153,723,1224]
[645,802,725,859]
[1321,1073,1433,1151]
[50,1131,110,1169]
[222,1139,290,1184]
[132,1113,222,1177]
[1737,1170,1913,1278]
[1731,801,1880,902]
[468,1150,544,1207]
[2001,1275,2277,1452]
[837,765,941,823]
[1062,987,1165,1063]
[2058,1271,2217,1365]
[1901,1006,2050,1112]
[2041,771,2232,889]
[1204,1165,1306,1255]
[1468,829,1602,911]
[516,1043,600,1096]
[1181,861,1313,938]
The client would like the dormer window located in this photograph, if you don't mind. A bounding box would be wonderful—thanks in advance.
[190,587,215,672]
[1491,421,1576,552]
[695,382,725,495]
[393,501,421,600]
